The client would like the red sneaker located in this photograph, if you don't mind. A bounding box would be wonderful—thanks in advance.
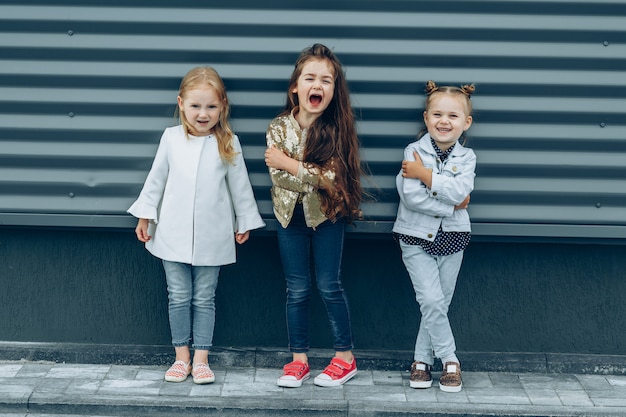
[277,360,310,388]
[313,357,357,387]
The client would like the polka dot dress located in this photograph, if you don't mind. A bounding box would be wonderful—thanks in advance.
[394,139,470,256]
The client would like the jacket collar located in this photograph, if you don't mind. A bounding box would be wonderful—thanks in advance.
[417,133,469,158]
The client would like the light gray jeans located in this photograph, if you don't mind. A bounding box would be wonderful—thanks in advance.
[399,241,464,365]
[162,260,220,351]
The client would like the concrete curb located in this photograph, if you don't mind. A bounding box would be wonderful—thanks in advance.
[13,392,626,417]
[1,341,626,375]
[27,394,348,417]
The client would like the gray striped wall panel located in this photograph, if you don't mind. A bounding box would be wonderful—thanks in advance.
[1,0,625,240]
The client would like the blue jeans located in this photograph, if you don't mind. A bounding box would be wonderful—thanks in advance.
[277,205,354,353]
[162,260,220,351]
[399,241,463,365]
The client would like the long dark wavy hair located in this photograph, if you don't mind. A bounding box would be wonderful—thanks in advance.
[281,44,363,223]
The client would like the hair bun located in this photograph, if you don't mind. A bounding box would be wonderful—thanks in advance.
[425,80,439,95]
[460,83,476,98]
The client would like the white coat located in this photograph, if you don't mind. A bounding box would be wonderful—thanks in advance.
[128,125,265,266]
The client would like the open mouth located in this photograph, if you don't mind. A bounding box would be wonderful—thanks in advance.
[309,94,323,106]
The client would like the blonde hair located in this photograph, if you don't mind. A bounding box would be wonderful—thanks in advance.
[422,80,476,144]
[424,80,475,115]
[176,66,237,163]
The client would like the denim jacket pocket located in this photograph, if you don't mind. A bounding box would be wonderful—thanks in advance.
[442,160,470,177]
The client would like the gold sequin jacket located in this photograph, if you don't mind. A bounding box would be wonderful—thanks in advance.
[266,110,335,229]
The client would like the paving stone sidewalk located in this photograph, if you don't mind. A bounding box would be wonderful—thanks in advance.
[1,361,626,416]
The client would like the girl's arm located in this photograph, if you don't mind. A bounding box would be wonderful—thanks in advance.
[127,129,170,223]
[402,151,432,188]
[265,145,299,176]
[265,128,331,192]
[266,145,335,187]
[265,127,306,193]
[455,195,470,210]
[403,150,475,206]
[235,230,250,244]
[135,218,151,242]
[429,152,476,206]
[397,147,455,217]
[227,135,266,238]
[397,173,455,217]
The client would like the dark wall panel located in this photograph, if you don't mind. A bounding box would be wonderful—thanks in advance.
[1,227,625,354]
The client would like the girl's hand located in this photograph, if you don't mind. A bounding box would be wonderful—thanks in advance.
[455,194,471,210]
[235,230,250,244]
[135,218,151,242]
[402,151,433,188]
[265,145,287,170]
[265,145,299,175]
[402,151,424,178]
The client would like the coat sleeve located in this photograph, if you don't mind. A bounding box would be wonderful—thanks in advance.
[227,135,266,233]
[396,145,455,218]
[265,121,332,192]
[430,150,476,206]
[127,129,170,223]
[265,121,309,193]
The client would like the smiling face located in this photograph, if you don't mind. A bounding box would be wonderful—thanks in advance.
[177,87,223,136]
[423,94,473,150]
[291,58,335,126]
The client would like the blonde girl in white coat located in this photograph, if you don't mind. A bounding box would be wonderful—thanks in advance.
[128,67,265,385]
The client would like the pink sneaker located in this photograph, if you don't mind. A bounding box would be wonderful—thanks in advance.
[277,360,310,388]
[313,357,357,387]
[192,363,215,384]
[164,360,191,383]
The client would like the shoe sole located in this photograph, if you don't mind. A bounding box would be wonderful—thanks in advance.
[409,380,433,389]
[313,369,357,387]
[193,376,215,384]
[164,375,189,383]
[439,382,463,392]
[277,373,310,388]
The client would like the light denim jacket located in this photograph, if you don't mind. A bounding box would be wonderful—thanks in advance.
[266,110,335,229]
[392,133,476,241]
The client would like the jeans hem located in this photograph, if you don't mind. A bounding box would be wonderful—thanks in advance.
[435,349,457,361]
[288,347,310,353]
[333,345,354,352]
[192,345,212,351]
[414,355,435,366]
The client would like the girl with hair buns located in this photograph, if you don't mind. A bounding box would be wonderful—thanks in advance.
[392,80,477,392]
[128,66,265,385]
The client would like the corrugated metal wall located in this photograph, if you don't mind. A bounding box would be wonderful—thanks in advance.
[1,0,625,240]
